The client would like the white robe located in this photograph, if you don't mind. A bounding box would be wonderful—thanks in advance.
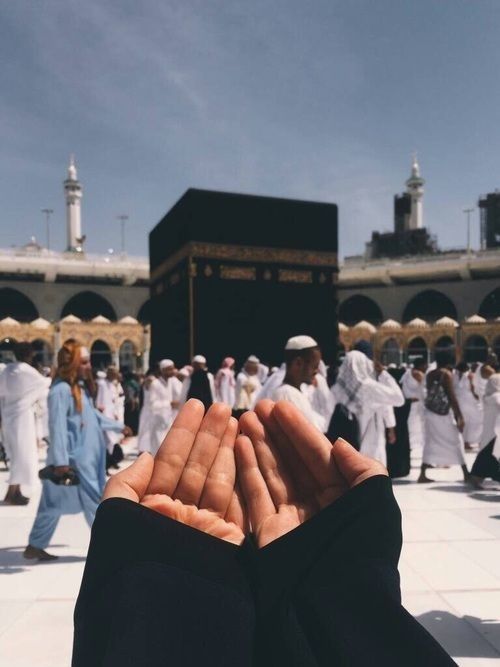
[0,362,49,487]
[215,371,236,407]
[137,377,155,454]
[479,393,500,459]
[149,376,183,455]
[354,371,405,466]
[453,372,483,445]
[401,369,425,452]
[257,364,269,385]
[255,363,286,403]
[96,380,123,453]
[235,372,262,411]
[272,383,327,433]
[34,376,51,442]
[303,374,335,429]
[473,365,489,401]
[423,409,465,466]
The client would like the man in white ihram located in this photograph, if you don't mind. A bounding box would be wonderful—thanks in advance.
[96,366,123,461]
[0,342,49,505]
[149,359,183,455]
[271,335,327,433]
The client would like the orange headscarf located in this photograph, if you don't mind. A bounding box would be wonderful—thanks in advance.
[55,339,84,412]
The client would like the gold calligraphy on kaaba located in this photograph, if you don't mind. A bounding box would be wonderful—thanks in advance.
[220,265,257,281]
[278,269,313,284]
[150,241,338,283]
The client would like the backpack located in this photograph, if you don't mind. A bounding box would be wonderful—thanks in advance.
[327,404,360,450]
[425,377,451,415]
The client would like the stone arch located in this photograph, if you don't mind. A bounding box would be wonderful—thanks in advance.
[464,335,488,363]
[403,290,457,323]
[61,291,117,321]
[381,337,401,366]
[338,295,383,325]
[0,287,39,322]
[407,336,428,362]
[119,339,137,371]
[479,287,500,320]
[434,335,456,364]
[91,339,112,369]
[137,299,152,324]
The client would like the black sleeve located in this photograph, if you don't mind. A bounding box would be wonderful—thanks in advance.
[72,498,255,667]
[250,475,457,667]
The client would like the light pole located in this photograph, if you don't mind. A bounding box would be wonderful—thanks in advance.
[41,208,54,250]
[117,214,129,256]
[463,208,474,255]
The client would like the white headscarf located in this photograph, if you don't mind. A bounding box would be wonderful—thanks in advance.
[332,350,375,412]
[485,373,500,397]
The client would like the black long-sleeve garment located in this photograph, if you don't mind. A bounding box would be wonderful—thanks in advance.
[73,475,456,666]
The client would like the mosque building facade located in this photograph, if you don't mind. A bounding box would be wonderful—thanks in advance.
[0,157,499,368]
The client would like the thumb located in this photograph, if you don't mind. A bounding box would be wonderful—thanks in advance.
[102,452,154,502]
[332,438,387,488]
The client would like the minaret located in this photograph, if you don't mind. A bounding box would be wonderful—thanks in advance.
[405,153,425,230]
[64,155,83,252]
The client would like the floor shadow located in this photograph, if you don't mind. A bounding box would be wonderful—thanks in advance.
[490,515,500,520]
[416,610,500,658]
[469,492,500,503]
[391,479,413,485]
[0,546,86,572]
[428,485,471,494]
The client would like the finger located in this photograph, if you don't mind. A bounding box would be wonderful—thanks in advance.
[199,416,238,516]
[332,438,387,487]
[254,400,318,496]
[174,403,232,505]
[239,410,295,506]
[272,400,336,487]
[225,484,247,532]
[235,435,276,532]
[146,399,205,495]
[103,452,154,502]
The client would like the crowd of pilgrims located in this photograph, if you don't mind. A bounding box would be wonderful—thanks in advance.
[2,336,500,665]
[0,336,499,561]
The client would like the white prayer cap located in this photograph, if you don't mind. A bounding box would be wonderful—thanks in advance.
[284,335,318,351]
[159,359,174,369]
[192,354,206,364]
[97,370,106,379]
[247,355,260,363]
[80,346,90,360]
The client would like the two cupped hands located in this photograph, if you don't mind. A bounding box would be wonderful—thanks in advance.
[103,398,387,549]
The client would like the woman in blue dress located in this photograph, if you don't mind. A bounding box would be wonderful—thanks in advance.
[24,340,130,561]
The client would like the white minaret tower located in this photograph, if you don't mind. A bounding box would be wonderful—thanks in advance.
[64,155,83,252]
[405,153,425,230]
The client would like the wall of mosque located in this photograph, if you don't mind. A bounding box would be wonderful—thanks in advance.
[338,277,500,323]
[0,280,149,322]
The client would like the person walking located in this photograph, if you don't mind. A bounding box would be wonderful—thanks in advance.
[24,341,130,561]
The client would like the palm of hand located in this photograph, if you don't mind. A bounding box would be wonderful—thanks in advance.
[141,493,244,545]
[237,400,385,548]
[103,400,245,546]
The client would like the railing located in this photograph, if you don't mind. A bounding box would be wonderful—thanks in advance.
[341,247,500,269]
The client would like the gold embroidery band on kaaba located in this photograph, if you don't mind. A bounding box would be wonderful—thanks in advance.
[151,242,338,283]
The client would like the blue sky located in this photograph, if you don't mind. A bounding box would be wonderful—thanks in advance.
[1,0,499,257]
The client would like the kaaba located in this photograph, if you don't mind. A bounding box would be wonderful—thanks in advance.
[149,188,338,367]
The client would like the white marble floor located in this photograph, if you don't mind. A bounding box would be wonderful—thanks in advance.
[1,446,499,666]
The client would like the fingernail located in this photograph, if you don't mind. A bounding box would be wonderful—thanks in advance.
[334,437,351,447]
